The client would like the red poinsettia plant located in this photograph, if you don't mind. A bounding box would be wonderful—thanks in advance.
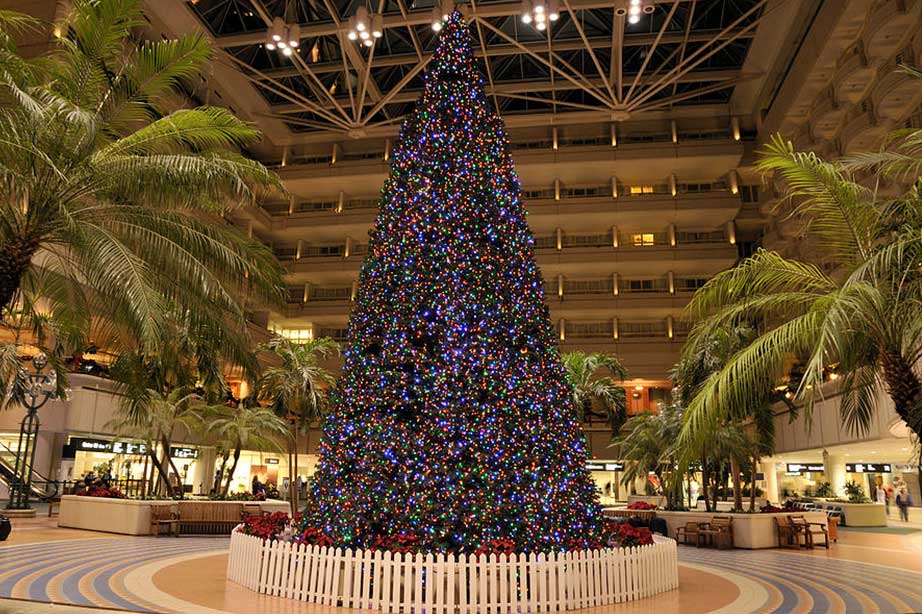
[473,538,518,557]
[626,501,657,510]
[239,511,290,540]
[760,504,785,513]
[600,519,653,548]
[370,533,424,554]
[79,485,126,499]
[296,526,335,547]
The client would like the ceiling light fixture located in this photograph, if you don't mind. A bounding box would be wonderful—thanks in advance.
[432,0,454,31]
[619,0,654,26]
[348,6,385,46]
[521,0,560,31]
[265,15,300,58]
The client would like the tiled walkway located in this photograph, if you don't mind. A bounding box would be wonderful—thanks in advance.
[0,518,921,613]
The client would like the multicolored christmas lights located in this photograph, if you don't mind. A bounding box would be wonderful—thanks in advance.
[307,11,601,554]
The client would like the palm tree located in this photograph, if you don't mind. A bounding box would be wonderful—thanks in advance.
[107,389,209,498]
[610,404,685,509]
[674,324,781,511]
[561,351,628,435]
[208,403,290,496]
[0,0,284,358]
[257,336,339,510]
[680,133,922,446]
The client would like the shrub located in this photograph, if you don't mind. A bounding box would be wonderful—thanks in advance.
[844,481,870,503]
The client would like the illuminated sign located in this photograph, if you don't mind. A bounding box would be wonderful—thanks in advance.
[786,463,824,474]
[846,463,892,473]
[586,461,624,471]
[265,458,280,465]
[170,447,199,459]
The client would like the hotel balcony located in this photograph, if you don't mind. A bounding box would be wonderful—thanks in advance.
[273,130,746,196]
[250,184,742,243]
[275,231,737,284]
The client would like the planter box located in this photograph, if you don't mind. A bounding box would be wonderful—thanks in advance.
[58,496,290,535]
[656,510,828,549]
[807,501,887,527]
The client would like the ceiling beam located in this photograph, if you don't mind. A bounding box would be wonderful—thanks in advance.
[212,0,693,48]
[227,29,755,77]
[269,69,753,113]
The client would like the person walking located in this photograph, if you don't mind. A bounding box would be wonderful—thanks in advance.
[896,487,913,522]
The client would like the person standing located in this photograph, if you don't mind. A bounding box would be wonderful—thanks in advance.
[896,487,913,522]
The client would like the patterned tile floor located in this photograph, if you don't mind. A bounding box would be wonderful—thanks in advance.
[0,518,921,613]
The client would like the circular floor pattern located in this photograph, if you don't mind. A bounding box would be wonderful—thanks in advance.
[1,536,922,613]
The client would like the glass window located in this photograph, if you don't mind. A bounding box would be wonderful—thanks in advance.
[631,233,655,246]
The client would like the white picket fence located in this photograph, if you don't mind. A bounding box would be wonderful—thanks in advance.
[227,528,678,612]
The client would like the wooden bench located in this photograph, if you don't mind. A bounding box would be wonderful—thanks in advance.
[791,514,829,549]
[675,521,703,547]
[150,504,180,537]
[604,508,657,522]
[698,516,733,549]
[47,499,61,517]
[775,515,807,549]
[177,502,245,535]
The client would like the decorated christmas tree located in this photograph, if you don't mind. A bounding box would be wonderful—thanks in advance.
[308,11,600,553]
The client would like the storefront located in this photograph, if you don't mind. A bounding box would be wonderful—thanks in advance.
[778,462,826,498]
[586,460,624,505]
[65,436,203,494]
[222,451,320,497]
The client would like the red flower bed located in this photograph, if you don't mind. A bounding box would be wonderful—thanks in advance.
[760,504,785,513]
[239,511,290,540]
[238,515,656,553]
[296,525,335,547]
[473,538,517,557]
[626,501,657,510]
[79,485,126,499]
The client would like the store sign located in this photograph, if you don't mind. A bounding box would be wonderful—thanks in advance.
[112,441,147,455]
[72,438,112,452]
[846,463,892,473]
[786,463,824,474]
[586,461,623,471]
[71,438,148,455]
[265,458,280,465]
[170,447,199,459]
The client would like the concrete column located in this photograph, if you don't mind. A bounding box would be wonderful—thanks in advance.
[761,459,779,504]
[824,449,847,497]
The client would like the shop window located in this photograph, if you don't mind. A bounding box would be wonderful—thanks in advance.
[630,233,655,246]
[629,186,654,195]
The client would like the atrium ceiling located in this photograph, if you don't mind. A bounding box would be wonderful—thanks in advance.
[142,0,807,150]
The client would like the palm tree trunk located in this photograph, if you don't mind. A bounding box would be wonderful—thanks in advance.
[147,450,173,498]
[161,435,184,499]
[749,455,759,512]
[701,456,710,512]
[711,466,720,511]
[213,453,228,495]
[730,457,743,511]
[0,237,39,313]
[881,351,922,436]
[223,446,241,496]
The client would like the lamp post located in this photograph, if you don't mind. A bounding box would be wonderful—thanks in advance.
[6,353,58,511]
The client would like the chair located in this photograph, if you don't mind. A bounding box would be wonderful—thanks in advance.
[150,504,179,537]
[791,515,829,549]
[675,522,702,546]
[699,516,734,549]
[775,515,807,549]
